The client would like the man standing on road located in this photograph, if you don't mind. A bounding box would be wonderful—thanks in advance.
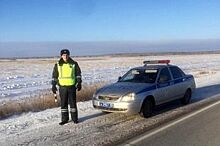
[51,49,82,125]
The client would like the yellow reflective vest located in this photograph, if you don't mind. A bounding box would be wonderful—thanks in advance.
[57,63,76,86]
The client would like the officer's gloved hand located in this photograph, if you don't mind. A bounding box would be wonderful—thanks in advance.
[52,85,57,94]
[77,83,82,91]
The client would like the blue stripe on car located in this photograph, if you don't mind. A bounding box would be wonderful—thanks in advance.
[137,85,157,94]
[174,78,183,84]
[174,76,193,84]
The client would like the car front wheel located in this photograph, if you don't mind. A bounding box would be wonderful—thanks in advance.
[142,99,153,118]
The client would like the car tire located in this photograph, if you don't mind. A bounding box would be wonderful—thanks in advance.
[181,89,191,105]
[142,99,153,118]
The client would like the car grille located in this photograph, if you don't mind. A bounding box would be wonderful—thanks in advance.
[98,95,120,101]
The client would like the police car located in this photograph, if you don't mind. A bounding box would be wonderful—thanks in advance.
[92,60,196,118]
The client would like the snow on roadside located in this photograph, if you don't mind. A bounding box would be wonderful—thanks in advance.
[0,100,101,139]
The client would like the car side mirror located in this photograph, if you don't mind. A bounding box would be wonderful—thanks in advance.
[118,76,122,81]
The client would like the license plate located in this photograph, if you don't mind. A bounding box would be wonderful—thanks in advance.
[99,102,113,108]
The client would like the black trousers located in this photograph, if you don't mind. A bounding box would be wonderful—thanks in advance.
[59,85,78,122]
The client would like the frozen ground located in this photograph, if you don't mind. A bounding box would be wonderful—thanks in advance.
[1,53,220,145]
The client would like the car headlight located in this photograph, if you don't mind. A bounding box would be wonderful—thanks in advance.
[121,93,135,102]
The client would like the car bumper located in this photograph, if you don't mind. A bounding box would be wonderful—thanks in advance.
[92,99,141,114]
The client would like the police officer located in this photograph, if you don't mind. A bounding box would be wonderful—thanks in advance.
[52,49,82,125]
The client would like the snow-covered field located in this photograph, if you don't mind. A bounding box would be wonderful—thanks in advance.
[0,56,139,102]
[1,53,220,145]
[1,54,220,101]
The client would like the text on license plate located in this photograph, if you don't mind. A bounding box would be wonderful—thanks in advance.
[99,102,113,108]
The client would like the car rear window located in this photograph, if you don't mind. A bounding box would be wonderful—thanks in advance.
[170,66,185,79]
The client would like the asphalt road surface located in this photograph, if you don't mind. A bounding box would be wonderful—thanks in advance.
[122,99,220,146]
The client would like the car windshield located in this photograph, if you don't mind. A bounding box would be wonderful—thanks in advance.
[119,69,158,83]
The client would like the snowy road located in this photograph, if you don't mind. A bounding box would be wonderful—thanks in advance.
[122,98,220,146]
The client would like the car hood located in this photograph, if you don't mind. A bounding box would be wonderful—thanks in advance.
[96,82,155,97]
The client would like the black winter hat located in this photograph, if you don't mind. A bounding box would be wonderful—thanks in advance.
[60,49,70,56]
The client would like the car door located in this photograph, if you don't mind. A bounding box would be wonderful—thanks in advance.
[154,67,173,104]
[169,66,187,99]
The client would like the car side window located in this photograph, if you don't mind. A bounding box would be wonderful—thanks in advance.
[158,68,171,83]
[170,66,184,79]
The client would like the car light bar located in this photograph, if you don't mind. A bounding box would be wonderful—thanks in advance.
[143,60,170,65]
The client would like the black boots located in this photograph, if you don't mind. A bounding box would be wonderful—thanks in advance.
[59,120,79,125]
[59,121,68,125]
[73,120,78,124]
